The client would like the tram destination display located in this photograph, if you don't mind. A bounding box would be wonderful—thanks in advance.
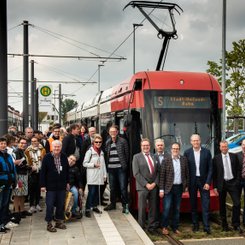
[154,95,211,109]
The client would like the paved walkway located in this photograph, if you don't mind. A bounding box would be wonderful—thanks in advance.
[0,198,153,245]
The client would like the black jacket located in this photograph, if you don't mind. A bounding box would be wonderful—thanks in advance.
[213,152,241,191]
[105,136,129,170]
[69,165,83,189]
[62,134,77,157]
[40,152,69,191]
[14,148,30,175]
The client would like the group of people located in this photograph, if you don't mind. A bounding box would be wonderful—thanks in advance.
[133,135,245,236]
[1,123,245,238]
[0,123,130,233]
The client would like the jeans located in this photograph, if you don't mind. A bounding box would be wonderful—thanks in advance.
[85,185,99,210]
[108,168,128,207]
[241,179,245,224]
[162,184,183,231]
[189,177,210,229]
[70,186,78,214]
[45,190,66,222]
[29,173,40,207]
[0,187,11,227]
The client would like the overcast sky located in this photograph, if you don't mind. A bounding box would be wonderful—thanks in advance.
[7,0,245,112]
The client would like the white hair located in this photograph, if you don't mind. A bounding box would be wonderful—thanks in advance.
[51,140,62,147]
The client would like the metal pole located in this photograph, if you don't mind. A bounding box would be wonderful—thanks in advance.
[98,64,104,93]
[31,60,35,129]
[221,0,226,139]
[0,0,8,136]
[59,84,62,125]
[23,20,29,130]
[133,24,143,74]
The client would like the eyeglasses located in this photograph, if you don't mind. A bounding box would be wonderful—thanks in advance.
[172,148,180,150]
[94,141,102,144]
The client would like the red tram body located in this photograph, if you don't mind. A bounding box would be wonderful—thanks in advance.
[68,70,222,212]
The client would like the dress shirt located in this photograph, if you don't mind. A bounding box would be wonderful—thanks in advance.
[172,156,182,184]
[193,148,201,176]
[222,153,233,181]
[158,153,164,164]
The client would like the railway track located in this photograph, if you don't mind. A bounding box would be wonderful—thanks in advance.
[163,234,184,245]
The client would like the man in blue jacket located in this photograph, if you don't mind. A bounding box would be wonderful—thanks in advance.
[40,140,70,232]
[0,137,16,233]
[184,134,212,234]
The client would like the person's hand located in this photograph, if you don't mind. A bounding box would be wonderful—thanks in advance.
[213,188,219,196]
[203,183,210,191]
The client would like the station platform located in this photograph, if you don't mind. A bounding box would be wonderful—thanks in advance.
[0,198,154,245]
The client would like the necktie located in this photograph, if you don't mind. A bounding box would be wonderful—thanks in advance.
[146,154,154,174]
[242,153,245,179]
[224,155,232,180]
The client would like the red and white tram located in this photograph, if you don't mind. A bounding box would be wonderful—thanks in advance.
[67,70,222,212]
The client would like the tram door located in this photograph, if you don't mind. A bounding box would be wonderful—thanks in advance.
[124,110,141,210]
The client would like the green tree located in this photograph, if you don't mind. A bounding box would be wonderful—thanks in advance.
[61,98,78,123]
[207,39,245,129]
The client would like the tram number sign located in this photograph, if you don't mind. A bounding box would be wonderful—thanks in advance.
[154,96,211,109]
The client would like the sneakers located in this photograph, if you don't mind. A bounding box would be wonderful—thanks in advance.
[93,207,102,214]
[122,204,129,214]
[29,206,37,213]
[5,221,18,229]
[104,204,116,211]
[36,205,43,212]
[0,227,7,233]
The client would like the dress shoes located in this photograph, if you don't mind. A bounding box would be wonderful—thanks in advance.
[85,210,91,218]
[162,227,169,235]
[93,207,102,214]
[104,204,116,211]
[222,225,231,232]
[192,225,199,232]
[204,228,211,235]
[234,226,243,234]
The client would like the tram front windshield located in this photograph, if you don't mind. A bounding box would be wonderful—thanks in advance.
[143,90,214,153]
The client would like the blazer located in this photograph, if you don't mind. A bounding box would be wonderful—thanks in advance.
[159,155,189,194]
[154,152,171,171]
[237,151,244,169]
[213,152,241,191]
[184,147,212,187]
[132,152,159,191]
[40,152,70,191]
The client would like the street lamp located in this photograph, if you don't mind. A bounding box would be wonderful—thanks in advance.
[133,23,143,74]
[98,64,104,93]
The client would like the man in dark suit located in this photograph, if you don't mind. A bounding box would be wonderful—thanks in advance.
[184,134,212,234]
[154,138,170,171]
[213,140,242,233]
[154,138,170,228]
[159,142,189,235]
[237,139,245,226]
[132,138,159,233]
